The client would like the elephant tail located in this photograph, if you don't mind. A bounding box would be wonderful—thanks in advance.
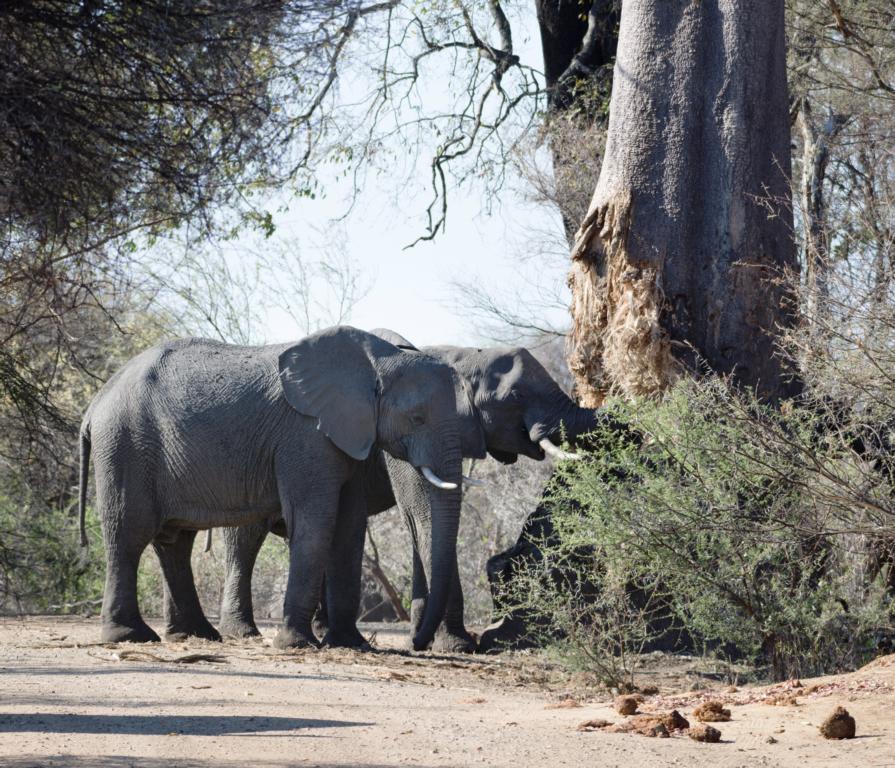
[78,423,91,548]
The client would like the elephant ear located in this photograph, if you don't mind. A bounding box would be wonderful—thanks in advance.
[369,328,418,351]
[453,372,487,459]
[279,327,387,460]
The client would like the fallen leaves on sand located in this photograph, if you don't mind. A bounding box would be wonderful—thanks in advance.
[89,649,227,665]
[577,710,690,738]
[576,718,612,731]
[545,699,582,709]
[762,693,799,706]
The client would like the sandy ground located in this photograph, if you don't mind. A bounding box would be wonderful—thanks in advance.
[0,616,893,768]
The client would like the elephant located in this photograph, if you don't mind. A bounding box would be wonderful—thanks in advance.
[194,331,607,651]
[77,326,484,650]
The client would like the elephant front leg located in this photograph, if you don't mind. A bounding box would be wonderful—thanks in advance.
[432,565,476,653]
[409,546,475,653]
[322,475,369,649]
[219,522,269,639]
[154,530,221,642]
[274,487,341,650]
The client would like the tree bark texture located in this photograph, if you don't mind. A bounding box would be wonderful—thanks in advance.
[568,0,798,404]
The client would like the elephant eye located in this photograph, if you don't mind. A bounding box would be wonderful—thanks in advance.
[411,413,426,427]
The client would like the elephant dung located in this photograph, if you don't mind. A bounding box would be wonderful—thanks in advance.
[615,694,642,715]
[819,706,856,740]
[689,724,722,743]
[693,700,731,722]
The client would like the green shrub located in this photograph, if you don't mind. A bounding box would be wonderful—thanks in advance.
[506,378,893,682]
[0,485,105,613]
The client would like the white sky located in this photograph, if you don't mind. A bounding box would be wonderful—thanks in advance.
[248,8,574,348]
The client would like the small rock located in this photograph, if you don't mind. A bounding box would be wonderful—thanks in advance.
[689,724,722,743]
[766,736,778,744]
[819,707,856,740]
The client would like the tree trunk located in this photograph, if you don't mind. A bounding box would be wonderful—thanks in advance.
[536,0,620,244]
[568,0,799,405]
[797,97,847,325]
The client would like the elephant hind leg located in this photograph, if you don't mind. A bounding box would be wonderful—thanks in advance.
[100,535,160,644]
[219,522,269,639]
[153,529,221,642]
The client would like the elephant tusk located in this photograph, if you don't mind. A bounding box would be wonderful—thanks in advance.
[204,528,213,553]
[421,466,458,490]
[462,474,487,486]
[539,438,583,461]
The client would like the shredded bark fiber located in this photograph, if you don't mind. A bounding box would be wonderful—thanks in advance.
[569,191,679,402]
[587,710,690,738]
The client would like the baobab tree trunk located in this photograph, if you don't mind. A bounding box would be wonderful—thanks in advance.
[568,0,799,405]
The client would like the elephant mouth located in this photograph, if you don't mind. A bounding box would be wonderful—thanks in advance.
[529,426,584,461]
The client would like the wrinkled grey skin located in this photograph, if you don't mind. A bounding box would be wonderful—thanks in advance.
[202,332,602,651]
[78,326,478,650]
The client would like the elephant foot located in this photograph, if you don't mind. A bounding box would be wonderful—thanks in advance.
[164,618,222,643]
[273,626,320,650]
[322,626,370,650]
[311,617,328,640]
[102,619,161,644]
[432,627,477,654]
[219,615,262,639]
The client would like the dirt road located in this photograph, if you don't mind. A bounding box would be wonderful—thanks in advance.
[1,616,893,768]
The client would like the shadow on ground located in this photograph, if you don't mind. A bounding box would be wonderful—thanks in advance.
[0,713,371,736]
[3,759,435,768]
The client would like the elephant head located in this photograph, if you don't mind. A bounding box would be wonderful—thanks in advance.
[278,326,482,648]
[425,345,604,464]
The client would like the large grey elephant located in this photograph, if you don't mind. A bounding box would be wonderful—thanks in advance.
[197,333,604,651]
[77,326,483,650]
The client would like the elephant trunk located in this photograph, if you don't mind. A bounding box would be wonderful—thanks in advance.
[564,403,601,444]
[548,400,601,446]
[411,451,462,651]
